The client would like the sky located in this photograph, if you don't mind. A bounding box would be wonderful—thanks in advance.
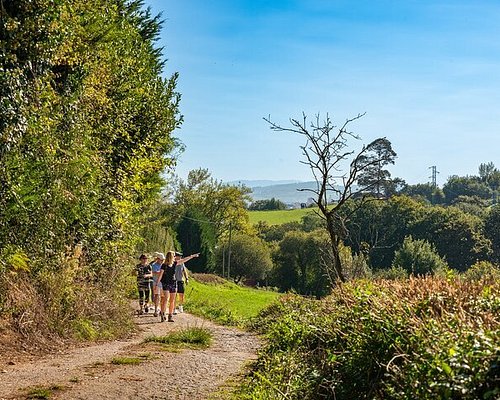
[144,0,500,186]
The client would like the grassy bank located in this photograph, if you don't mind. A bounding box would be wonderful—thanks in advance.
[235,276,500,399]
[185,274,281,327]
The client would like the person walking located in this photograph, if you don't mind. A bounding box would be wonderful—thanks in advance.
[174,251,198,314]
[157,251,177,322]
[134,254,153,315]
[150,252,165,317]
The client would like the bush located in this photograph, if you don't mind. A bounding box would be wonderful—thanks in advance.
[237,277,500,399]
[392,236,448,275]
[463,261,500,282]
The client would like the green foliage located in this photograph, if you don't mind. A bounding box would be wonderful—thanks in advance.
[443,175,492,205]
[373,265,408,280]
[392,236,448,275]
[249,198,287,211]
[271,229,331,297]
[176,207,216,272]
[170,168,252,240]
[484,206,500,263]
[237,278,500,399]
[0,0,181,339]
[401,183,445,204]
[356,137,398,198]
[343,196,491,272]
[412,205,489,271]
[462,261,500,282]
[216,233,273,283]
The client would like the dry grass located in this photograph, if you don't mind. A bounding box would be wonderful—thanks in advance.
[191,273,228,285]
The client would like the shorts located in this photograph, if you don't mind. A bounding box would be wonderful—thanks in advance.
[153,276,162,291]
[162,282,177,293]
[176,281,185,294]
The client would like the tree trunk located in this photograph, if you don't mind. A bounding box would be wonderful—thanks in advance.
[326,215,346,283]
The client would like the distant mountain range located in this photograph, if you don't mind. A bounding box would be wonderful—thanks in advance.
[248,181,321,204]
[227,179,346,204]
[227,179,302,188]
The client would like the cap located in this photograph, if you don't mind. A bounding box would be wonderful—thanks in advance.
[174,251,183,257]
[153,252,165,260]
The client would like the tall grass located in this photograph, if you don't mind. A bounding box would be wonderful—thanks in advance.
[237,277,500,399]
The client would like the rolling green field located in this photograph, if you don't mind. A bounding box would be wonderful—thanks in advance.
[185,274,281,327]
[248,207,317,225]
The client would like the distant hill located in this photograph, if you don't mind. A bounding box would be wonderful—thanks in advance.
[249,181,320,204]
[227,179,301,188]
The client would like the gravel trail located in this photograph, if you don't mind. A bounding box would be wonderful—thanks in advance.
[0,311,259,399]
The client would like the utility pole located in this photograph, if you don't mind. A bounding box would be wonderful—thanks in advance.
[227,221,233,280]
[222,245,225,278]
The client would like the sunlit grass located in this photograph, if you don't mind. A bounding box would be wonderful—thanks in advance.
[185,277,281,327]
[248,207,317,225]
[144,327,212,351]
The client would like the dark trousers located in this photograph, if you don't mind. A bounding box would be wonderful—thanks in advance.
[138,282,152,306]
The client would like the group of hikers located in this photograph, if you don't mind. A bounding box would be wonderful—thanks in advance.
[134,250,199,322]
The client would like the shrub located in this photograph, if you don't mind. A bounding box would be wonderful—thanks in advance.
[392,236,448,275]
[463,261,500,282]
[237,277,500,399]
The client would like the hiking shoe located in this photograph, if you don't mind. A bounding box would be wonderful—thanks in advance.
[137,309,143,315]
[144,306,149,313]
[167,314,174,322]
[160,312,166,322]
[153,312,158,317]
[173,309,178,315]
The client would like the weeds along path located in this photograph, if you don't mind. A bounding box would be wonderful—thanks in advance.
[0,311,259,399]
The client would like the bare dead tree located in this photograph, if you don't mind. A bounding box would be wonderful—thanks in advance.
[264,112,396,283]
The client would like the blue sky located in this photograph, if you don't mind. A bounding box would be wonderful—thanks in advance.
[145,0,500,185]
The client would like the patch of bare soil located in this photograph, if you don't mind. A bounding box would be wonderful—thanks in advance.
[0,309,260,399]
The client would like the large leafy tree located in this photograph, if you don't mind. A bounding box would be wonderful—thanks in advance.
[443,176,491,205]
[411,206,490,271]
[343,195,426,269]
[356,138,397,198]
[272,229,331,297]
[215,233,273,284]
[170,168,253,239]
[401,183,445,204]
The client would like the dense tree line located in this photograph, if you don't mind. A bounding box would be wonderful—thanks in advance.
[248,198,287,211]
[251,164,499,297]
[0,0,181,337]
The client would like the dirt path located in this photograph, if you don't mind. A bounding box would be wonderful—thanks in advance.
[0,310,260,399]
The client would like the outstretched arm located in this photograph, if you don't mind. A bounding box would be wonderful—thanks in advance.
[178,253,199,264]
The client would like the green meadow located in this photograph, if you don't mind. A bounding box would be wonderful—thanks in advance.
[185,275,281,327]
[248,207,317,225]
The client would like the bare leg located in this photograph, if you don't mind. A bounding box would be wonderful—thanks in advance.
[160,290,168,321]
[168,292,176,321]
